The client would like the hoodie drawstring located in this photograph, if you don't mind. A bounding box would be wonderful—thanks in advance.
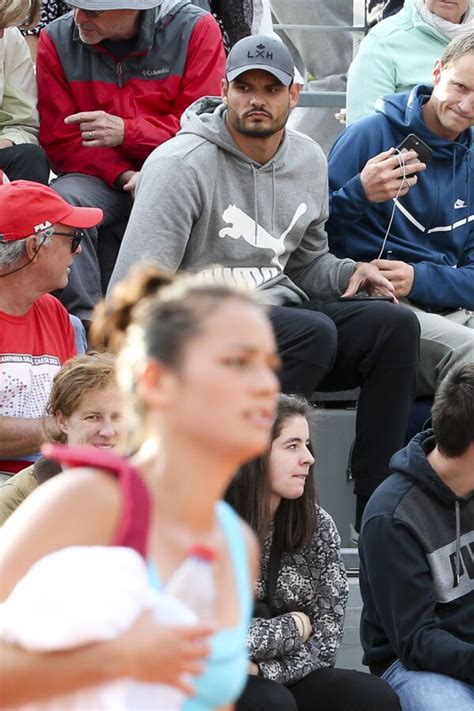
[252,164,258,245]
[454,500,461,588]
[272,162,276,233]
[251,162,277,242]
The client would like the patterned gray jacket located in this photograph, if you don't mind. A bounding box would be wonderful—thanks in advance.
[248,506,349,685]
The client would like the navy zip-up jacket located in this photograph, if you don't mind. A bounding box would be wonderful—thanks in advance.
[359,430,474,684]
[327,85,474,312]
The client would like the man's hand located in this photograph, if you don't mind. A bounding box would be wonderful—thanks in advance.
[65,111,125,147]
[371,259,415,297]
[122,171,140,197]
[0,139,14,149]
[360,148,426,203]
[343,262,397,301]
[115,170,139,196]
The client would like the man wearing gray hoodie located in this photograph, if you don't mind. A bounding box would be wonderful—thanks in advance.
[109,34,420,523]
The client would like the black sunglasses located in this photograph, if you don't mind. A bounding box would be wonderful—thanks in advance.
[49,230,85,253]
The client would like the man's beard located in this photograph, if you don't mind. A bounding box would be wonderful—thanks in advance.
[228,109,289,138]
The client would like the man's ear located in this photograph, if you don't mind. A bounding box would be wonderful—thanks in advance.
[432,60,443,88]
[24,235,42,261]
[289,82,301,110]
[221,78,229,104]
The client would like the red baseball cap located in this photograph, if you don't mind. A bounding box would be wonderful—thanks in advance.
[0,181,103,242]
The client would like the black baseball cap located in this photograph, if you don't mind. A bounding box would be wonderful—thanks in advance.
[226,34,295,86]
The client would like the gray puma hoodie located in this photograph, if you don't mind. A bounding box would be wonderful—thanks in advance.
[109,97,355,304]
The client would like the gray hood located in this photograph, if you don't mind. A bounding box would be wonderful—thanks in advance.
[181,98,290,243]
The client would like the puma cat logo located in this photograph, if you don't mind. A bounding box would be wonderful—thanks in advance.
[218,203,307,268]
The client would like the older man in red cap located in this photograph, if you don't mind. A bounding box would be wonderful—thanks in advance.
[0,180,103,477]
[35,0,225,322]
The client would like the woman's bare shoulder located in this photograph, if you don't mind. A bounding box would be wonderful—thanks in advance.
[0,467,123,600]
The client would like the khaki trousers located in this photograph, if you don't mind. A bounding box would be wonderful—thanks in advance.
[403,301,474,396]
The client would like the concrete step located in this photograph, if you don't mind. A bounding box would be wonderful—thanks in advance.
[336,578,365,672]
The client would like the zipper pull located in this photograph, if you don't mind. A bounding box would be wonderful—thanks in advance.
[117,62,123,88]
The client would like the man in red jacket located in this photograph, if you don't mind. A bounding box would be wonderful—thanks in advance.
[36,0,225,321]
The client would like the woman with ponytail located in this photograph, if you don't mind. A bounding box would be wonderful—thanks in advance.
[0,266,280,709]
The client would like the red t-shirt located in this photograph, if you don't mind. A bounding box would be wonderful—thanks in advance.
[0,294,76,473]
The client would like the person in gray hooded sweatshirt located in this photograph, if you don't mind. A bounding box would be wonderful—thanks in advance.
[108,33,421,527]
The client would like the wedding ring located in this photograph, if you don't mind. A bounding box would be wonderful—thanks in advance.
[88,130,94,140]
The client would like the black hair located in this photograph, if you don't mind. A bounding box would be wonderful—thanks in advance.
[225,393,317,553]
[431,363,474,458]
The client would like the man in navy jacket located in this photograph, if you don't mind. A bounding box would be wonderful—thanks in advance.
[327,35,474,396]
[359,362,474,710]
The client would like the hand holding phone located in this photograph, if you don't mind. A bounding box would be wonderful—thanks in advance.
[396,133,433,171]
[360,143,428,203]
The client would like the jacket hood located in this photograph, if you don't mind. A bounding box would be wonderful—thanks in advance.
[376,84,472,160]
[390,429,474,505]
[390,429,473,587]
[179,97,292,243]
[180,96,290,171]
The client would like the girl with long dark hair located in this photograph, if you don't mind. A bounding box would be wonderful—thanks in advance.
[226,393,401,711]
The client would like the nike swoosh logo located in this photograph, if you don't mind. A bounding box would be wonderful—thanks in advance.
[454,199,466,209]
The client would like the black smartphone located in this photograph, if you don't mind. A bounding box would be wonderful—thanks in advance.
[338,295,394,302]
[396,133,433,165]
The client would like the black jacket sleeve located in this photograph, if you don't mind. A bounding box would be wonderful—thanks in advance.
[360,514,474,685]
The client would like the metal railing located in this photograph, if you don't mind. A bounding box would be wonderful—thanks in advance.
[298,91,346,108]
[273,0,367,109]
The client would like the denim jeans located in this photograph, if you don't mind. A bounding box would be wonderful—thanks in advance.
[52,173,132,320]
[69,315,87,355]
[382,659,474,711]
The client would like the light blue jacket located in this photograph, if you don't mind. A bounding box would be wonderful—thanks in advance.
[346,0,449,124]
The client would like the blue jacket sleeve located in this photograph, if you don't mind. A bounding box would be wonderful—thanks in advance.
[410,231,474,310]
[328,126,379,223]
[361,514,474,685]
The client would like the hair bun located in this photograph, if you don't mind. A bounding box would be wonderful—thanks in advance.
[89,265,173,352]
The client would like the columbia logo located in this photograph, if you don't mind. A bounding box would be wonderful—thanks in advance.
[142,67,169,77]
[454,199,466,209]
